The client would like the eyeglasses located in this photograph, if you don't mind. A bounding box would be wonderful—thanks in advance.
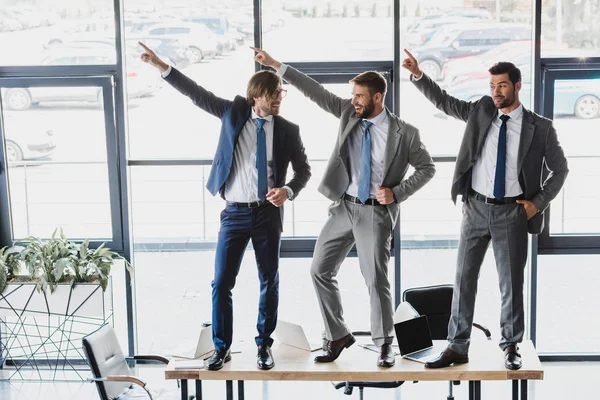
[272,89,287,99]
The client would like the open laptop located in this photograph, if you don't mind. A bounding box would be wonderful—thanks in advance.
[275,320,322,352]
[172,325,213,360]
[394,315,444,363]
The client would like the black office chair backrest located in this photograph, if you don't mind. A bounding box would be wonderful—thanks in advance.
[402,284,453,340]
[82,324,131,400]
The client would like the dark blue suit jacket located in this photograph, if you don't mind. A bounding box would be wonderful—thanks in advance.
[164,68,311,230]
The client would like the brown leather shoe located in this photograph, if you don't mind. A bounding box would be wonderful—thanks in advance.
[424,348,468,369]
[314,333,356,363]
[504,344,522,370]
[377,343,395,368]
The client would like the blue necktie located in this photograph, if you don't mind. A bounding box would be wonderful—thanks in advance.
[255,118,267,201]
[493,114,510,199]
[357,120,373,203]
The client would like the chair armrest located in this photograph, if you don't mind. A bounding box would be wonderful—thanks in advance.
[473,322,492,340]
[88,375,147,388]
[88,376,154,400]
[134,355,170,364]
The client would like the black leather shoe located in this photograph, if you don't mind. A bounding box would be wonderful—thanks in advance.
[257,345,275,370]
[504,344,522,370]
[424,348,469,369]
[206,348,231,371]
[377,343,395,368]
[314,333,356,363]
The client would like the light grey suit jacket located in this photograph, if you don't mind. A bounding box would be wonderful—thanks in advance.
[412,73,569,234]
[281,65,435,220]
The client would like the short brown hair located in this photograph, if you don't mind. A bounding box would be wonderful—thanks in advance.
[350,71,387,98]
[488,62,521,86]
[246,70,281,106]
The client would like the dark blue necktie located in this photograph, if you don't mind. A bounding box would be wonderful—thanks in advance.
[493,114,511,199]
[357,120,373,203]
[255,118,267,201]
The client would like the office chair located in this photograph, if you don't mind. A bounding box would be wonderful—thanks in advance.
[82,324,193,400]
[334,284,491,400]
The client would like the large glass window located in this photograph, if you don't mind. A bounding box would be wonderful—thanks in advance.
[0,0,116,66]
[541,0,600,57]
[548,78,600,235]
[265,0,393,62]
[1,84,115,240]
[536,254,600,353]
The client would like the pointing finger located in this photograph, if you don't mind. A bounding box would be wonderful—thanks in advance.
[403,48,416,60]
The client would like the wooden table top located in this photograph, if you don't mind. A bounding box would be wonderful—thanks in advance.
[165,339,543,382]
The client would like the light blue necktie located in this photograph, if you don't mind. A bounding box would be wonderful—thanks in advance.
[357,120,373,203]
[255,118,267,201]
[493,114,510,199]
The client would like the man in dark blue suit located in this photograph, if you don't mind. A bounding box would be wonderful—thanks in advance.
[139,43,311,371]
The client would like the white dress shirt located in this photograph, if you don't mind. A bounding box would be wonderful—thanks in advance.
[472,105,524,198]
[223,111,275,202]
[345,110,390,198]
[162,66,294,202]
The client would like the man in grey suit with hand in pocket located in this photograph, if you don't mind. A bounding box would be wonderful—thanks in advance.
[402,49,568,370]
[252,46,435,367]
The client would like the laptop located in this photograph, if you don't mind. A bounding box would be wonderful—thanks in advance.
[275,320,323,352]
[394,315,444,363]
[172,325,213,360]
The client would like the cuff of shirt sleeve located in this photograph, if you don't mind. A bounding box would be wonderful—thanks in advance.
[283,185,294,200]
[276,63,288,77]
[161,65,172,78]
[411,73,423,82]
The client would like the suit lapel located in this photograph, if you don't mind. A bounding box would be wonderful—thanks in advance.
[272,116,285,183]
[340,116,360,158]
[517,109,535,173]
[382,111,403,180]
[476,110,498,158]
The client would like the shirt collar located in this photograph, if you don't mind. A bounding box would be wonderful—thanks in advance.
[498,103,523,121]
[252,109,273,123]
[363,108,387,127]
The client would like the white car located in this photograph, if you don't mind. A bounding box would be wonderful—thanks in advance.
[3,113,56,163]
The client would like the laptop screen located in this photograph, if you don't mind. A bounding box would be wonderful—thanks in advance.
[394,315,434,356]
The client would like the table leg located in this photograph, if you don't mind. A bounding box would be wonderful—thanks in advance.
[180,379,188,400]
[468,381,474,400]
[474,381,481,400]
[226,380,233,400]
[521,380,528,400]
[195,380,202,400]
[238,380,245,400]
[512,380,519,400]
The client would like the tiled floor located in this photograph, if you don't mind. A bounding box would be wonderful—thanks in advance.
[0,361,599,399]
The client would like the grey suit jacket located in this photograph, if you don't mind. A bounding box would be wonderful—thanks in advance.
[282,65,435,221]
[412,73,569,234]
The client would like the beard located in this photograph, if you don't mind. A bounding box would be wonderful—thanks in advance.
[259,101,280,115]
[494,89,517,109]
[355,98,375,119]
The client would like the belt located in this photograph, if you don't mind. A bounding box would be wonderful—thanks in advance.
[469,189,523,205]
[226,200,269,208]
[343,193,384,206]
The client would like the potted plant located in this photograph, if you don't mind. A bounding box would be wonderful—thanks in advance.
[0,228,132,294]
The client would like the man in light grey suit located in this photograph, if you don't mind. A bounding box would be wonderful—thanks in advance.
[402,50,568,370]
[252,47,435,367]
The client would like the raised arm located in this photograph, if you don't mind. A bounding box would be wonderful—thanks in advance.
[402,48,474,122]
[139,41,232,118]
[251,46,346,118]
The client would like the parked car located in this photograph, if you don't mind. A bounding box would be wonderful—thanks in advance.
[130,22,221,63]
[447,68,600,119]
[3,113,56,162]
[1,49,161,111]
[404,16,480,48]
[410,22,531,80]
